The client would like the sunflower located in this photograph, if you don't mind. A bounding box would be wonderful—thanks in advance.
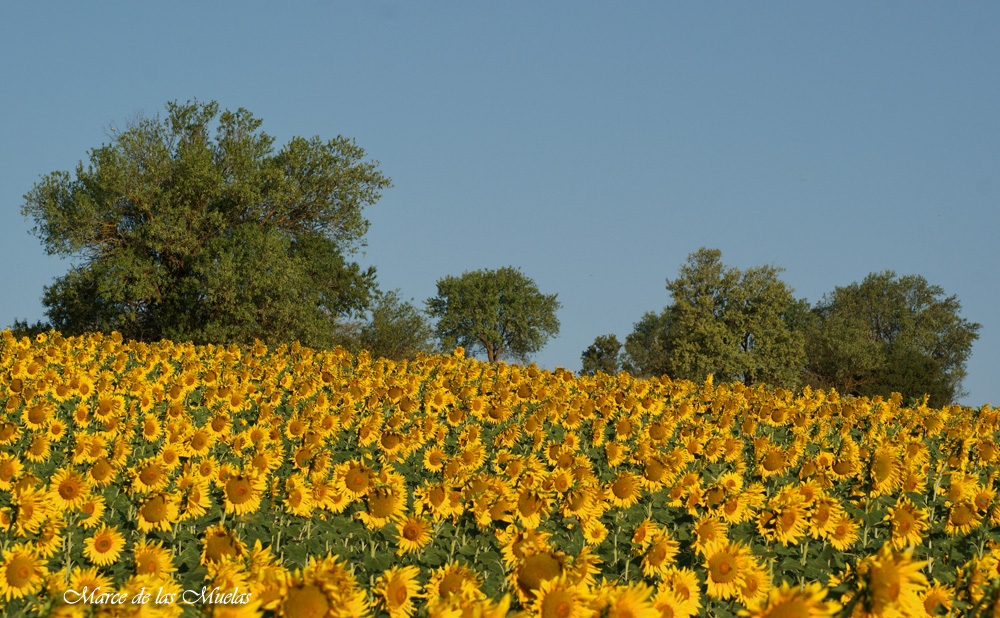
[945,501,980,535]
[884,497,929,550]
[374,565,422,618]
[653,591,688,618]
[631,518,664,553]
[756,446,790,479]
[600,583,660,618]
[136,492,180,532]
[132,539,176,579]
[77,495,106,529]
[641,534,680,578]
[661,567,702,618]
[26,434,51,462]
[22,400,53,430]
[423,562,483,604]
[858,546,928,618]
[607,471,642,509]
[131,458,170,493]
[736,559,771,609]
[177,473,212,521]
[533,576,591,618]
[921,583,954,616]
[337,460,374,500]
[394,515,433,555]
[50,466,90,511]
[283,475,314,519]
[34,514,65,559]
[88,458,117,488]
[692,515,728,556]
[766,495,809,546]
[0,454,25,491]
[359,485,407,530]
[201,525,248,567]
[515,488,551,530]
[740,581,841,618]
[67,565,115,598]
[582,519,609,546]
[512,551,565,604]
[703,541,751,601]
[140,413,162,442]
[868,446,903,496]
[827,514,859,551]
[808,497,844,540]
[223,472,266,516]
[12,486,49,535]
[83,524,126,566]
[0,543,48,601]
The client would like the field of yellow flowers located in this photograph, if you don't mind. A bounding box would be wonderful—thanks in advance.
[1,330,999,617]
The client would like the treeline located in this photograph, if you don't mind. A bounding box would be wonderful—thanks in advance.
[581,248,980,407]
[9,99,981,406]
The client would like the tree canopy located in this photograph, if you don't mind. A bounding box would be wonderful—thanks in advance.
[804,271,980,405]
[580,334,622,376]
[22,100,391,349]
[359,290,436,362]
[663,248,806,388]
[426,267,561,363]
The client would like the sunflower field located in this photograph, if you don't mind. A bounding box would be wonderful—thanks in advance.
[1,330,1000,618]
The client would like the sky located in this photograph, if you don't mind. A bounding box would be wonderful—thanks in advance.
[1,3,997,405]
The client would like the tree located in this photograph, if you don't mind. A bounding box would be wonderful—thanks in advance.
[662,248,806,388]
[620,311,672,378]
[359,290,436,362]
[804,271,980,405]
[21,100,391,348]
[3,319,51,341]
[426,267,561,363]
[580,334,622,376]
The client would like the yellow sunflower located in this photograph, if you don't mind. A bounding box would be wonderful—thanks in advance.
[945,501,980,535]
[607,471,642,509]
[532,576,591,618]
[884,497,929,550]
[394,515,433,555]
[132,539,177,579]
[50,466,90,511]
[136,492,180,533]
[703,541,751,601]
[511,550,566,604]
[83,524,126,566]
[359,485,407,530]
[374,565,422,618]
[0,543,48,601]
[641,533,680,578]
[0,454,25,491]
[223,472,266,516]
[740,581,841,618]
[201,525,247,566]
[857,546,928,618]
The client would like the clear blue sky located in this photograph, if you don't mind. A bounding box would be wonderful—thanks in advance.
[2,3,997,405]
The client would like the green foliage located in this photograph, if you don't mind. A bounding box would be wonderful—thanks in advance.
[804,271,980,405]
[426,266,561,363]
[3,318,51,340]
[662,248,807,388]
[359,289,436,361]
[21,99,391,349]
[580,334,622,376]
[620,311,671,378]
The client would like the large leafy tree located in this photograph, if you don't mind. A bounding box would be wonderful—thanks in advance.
[22,100,391,348]
[620,310,672,378]
[661,248,806,388]
[804,271,980,405]
[359,290,436,362]
[426,267,561,363]
[580,334,623,376]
